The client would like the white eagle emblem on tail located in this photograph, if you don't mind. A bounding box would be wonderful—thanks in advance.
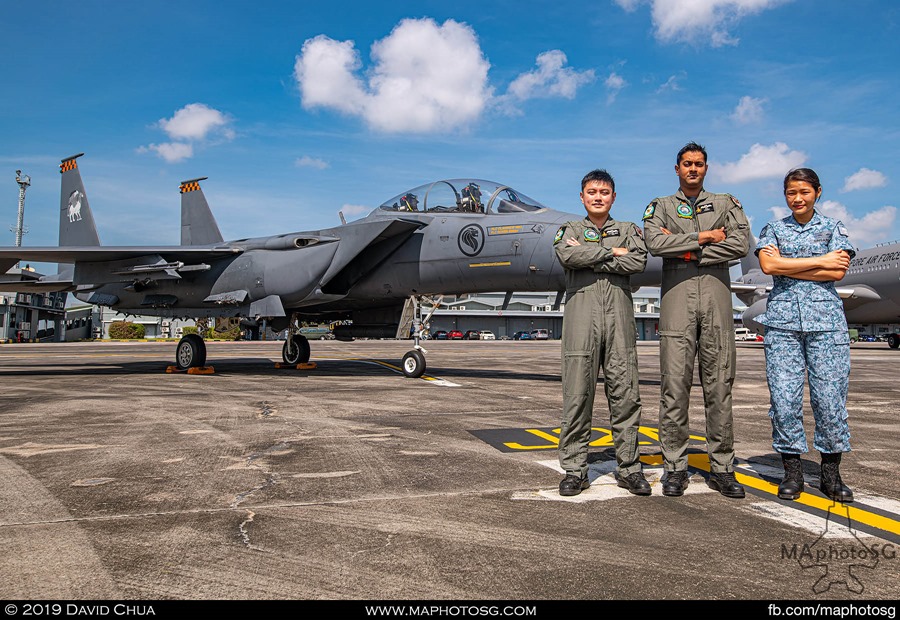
[68,190,83,222]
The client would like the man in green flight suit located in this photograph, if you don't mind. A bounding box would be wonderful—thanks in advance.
[643,142,751,498]
[555,169,650,497]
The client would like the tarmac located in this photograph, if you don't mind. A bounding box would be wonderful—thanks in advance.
[0,339,898,601]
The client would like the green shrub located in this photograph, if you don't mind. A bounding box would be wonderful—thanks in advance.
[108,321,145,339]
[182,326,198,335]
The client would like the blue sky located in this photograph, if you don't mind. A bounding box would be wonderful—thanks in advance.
[2,0,898,261]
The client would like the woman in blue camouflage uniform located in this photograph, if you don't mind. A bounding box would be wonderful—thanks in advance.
[755,168,855,503]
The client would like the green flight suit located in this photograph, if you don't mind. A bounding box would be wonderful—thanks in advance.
[642,189,750,473]
[555,216,648,479]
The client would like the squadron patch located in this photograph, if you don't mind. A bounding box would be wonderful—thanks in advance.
[642,202,656,220]
[838,225,850,237]
[633,224,643,239]
[583,229,600,242]
[676,203,693,219]
[601,228,620,238]
[696,203,714,215]
[729,195,743,209]
[554,226,565,244]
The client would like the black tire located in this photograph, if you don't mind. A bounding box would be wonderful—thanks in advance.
[176,334,207,369]
[888,334,900,349]
[282,334,311,364]
[401,350,426,378]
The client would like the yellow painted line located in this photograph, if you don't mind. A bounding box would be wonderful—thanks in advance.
[468,261,512,268]
[685,452,900,537]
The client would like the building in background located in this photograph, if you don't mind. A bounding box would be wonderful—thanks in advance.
[0,266,67,342]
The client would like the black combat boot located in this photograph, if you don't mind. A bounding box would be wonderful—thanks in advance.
[777,453,804,500]
[820,452,853,503]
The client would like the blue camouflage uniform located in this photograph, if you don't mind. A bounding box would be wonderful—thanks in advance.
[754,211,856,454]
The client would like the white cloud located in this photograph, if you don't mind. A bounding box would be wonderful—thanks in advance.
[295,156,329,170]
[615,0,788,47]
[340,204,370,219]
[605,72,627,104]
[505,50,595,101]
[158,103,234,141]
[768,201,897,247]
[138,142,194,163]
[140,103,234,163]
[841,168,888,193]
[295,18,492,133]
[731,95,766,124]
[656,73,684,93]
[817,200,897,247]
[716,142,807,183]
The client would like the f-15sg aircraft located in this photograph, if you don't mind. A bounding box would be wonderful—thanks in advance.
[734,242,900,348]
[0,154,663,377]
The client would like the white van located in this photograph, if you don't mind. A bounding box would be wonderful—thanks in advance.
[734,328,754,341]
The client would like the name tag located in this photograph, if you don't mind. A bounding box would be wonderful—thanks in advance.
[697,203,714,215]
[601,229,620,238]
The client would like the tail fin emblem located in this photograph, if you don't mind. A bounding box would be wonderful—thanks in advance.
[67,190,84,222]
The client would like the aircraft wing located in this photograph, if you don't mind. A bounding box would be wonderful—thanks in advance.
[0,245,244,264]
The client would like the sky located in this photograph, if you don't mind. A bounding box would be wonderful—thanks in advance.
[2,0,899,265]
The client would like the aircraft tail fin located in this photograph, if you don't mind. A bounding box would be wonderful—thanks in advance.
[740,250,760,275]
[59,154,101,248]
[180,177,223,245]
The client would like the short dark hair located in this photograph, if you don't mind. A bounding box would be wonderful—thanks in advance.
[677,142,707,165]
[783,167,822,194]
[581,168,615,192]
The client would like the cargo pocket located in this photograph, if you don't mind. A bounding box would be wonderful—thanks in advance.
[562,350,593,398]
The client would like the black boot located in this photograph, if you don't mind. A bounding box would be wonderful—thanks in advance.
[778,453,804,500]
[820,452,853,503]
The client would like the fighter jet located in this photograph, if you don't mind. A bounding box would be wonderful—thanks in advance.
[0,154,660,376]
[734,243,900,347]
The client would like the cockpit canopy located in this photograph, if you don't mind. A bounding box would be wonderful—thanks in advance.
[378,179,548,215]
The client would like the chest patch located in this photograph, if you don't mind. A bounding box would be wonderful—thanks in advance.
[676,203,693,219]
[601,228,620,238]
[583,229,600,242]
[696,203,714,215]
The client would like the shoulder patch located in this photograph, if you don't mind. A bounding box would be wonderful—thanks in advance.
[633,224,643,239]
[729,194,743,209]
[553,226,565,244]
[583,229,600,242]
[838,225,850,237]
[676,203,693,219]
[642,202,656,220]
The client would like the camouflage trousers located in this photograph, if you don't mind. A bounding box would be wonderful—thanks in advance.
[764,328,851,454]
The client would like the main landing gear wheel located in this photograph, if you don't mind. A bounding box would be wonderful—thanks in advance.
[401,350,426,378]
[888,334,900,349]
[176,334,207,369]
[282,334,311,364]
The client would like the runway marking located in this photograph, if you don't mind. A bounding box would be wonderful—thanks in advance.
[0,442,107,457]
[290,470,360,479]
[484,424,900,542]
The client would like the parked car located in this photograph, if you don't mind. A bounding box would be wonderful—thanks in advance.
[433,330,449,340]
[463,330,481,340]
[530,329,549,340]
[513,331,532,340]
[478,330,496,340]
[447,330,464,340]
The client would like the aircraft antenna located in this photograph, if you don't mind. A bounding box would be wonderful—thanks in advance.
[10,169,30,269]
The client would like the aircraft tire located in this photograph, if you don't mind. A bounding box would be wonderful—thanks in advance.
[176,334,207,369]
[283,334,311,364]
[888,334,900,349]
[401,350,426,378]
